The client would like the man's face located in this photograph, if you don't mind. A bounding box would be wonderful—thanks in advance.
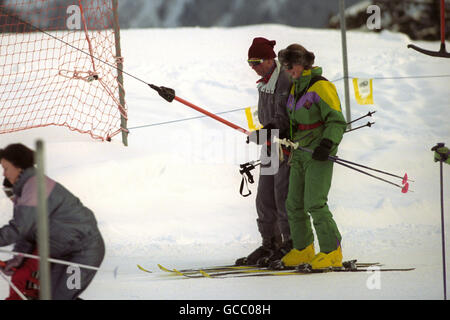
[1,158,22,185]
[249,58,274,77]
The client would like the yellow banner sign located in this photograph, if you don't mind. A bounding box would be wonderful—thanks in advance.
[245,106,263,131]
[353,78,374,105]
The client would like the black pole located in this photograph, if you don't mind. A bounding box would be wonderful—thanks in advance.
[333,158,408,192]
[432,142,448,300]
[293,146,411,192]
[296,146,413,182]
[440,159,447,300]
[344,121,375,133]
[347,111,376,125]
[330,153,413,182]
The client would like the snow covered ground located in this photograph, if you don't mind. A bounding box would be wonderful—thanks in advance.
[0,24,449,301]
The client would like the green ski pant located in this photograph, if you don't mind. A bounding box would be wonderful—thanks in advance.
[286,149,342,253]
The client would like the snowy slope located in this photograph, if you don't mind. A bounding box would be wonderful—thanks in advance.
[0,25,449,300]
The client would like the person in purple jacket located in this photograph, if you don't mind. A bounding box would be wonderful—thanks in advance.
[0,143,104,300]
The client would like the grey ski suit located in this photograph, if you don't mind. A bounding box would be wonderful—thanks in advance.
[255,60,292,245]
[0,167,105,299]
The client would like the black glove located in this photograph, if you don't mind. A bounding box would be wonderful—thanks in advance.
[1,255,23,276]
[431,143,450,164]
[312,138,333,161]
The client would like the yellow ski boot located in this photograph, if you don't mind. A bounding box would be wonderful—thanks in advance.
[310,246,343,270]
[280,243,315,267]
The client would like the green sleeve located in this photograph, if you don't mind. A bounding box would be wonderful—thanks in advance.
[313,81,347,145]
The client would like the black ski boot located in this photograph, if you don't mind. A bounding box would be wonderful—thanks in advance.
[257,238,293,267]
[235,237,278,266]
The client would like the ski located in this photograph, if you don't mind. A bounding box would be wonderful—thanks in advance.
[150,260,384,278]
[155,261,380,274]
[153,261,380,275]
[156,263,262,275]
[234,266,416,278]
[195,260,367,278]
[137,264,153,273]
[199,262,415,279]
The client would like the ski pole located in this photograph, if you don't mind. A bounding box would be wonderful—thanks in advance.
[294,145,411,193]
[344,111,376,133]
[297,145,413,183]
[344,121,375,133]
[331,153,412,183]
[347,111,376,125]
[333,158,409,193]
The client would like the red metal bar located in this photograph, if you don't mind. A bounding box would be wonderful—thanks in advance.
[173,96,293,156]
[174,96,250,135]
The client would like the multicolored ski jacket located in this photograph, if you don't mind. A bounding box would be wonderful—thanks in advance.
[287,67,347,148]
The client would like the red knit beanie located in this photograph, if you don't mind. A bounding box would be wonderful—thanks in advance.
[248,37,276,59]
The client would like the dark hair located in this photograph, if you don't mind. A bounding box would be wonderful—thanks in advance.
[0,143,35,169]
[278,44,315,70]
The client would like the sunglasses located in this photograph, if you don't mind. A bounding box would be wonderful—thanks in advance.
[282,63,294,70]
[248,58,264,67]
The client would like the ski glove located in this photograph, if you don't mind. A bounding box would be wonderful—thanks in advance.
[431,144,450,165]
[312,138,333,161]
[2,255,24,276]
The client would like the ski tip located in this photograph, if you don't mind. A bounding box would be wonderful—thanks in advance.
[401,182,409,194]
[199,270,212,278]
[173,269,184,276]
[137,264,152,273]
[157,264,172,272]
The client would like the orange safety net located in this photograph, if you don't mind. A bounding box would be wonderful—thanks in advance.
[0,0,127,142]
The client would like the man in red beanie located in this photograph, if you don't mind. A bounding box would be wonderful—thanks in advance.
[247,37,277,79]
[235,37,293,267]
